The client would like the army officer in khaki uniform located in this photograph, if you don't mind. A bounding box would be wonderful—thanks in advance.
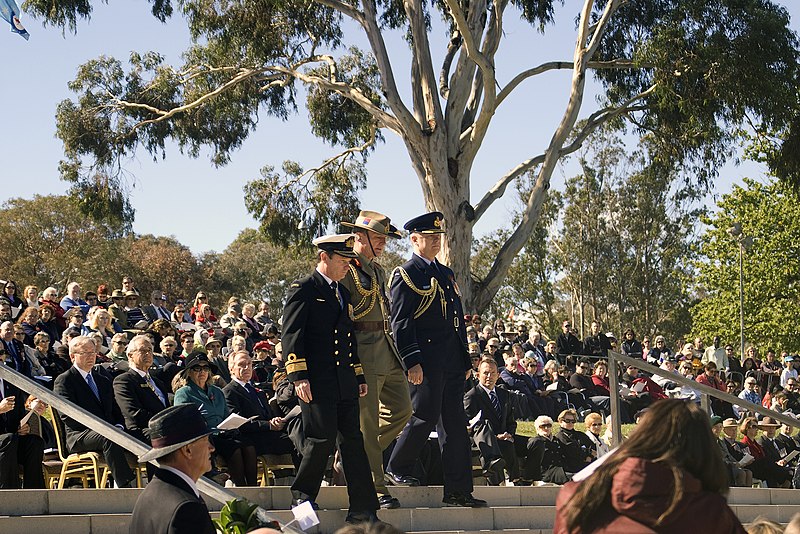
[340,210,413,509]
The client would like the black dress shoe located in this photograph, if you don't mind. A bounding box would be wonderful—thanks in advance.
[291,497,319,510]
[345,511,380,524]
[442,492,488,508]
[378,495,401,509]
[384,471,420,487]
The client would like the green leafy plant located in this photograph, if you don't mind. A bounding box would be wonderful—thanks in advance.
[213,498,281,534]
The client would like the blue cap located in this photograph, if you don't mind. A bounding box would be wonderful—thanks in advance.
[403,212,445,234]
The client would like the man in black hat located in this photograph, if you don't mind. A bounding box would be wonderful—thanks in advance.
[339,210,412,509]
[129,404,216,534]
[385,212,487,507]
[281,233,380,523]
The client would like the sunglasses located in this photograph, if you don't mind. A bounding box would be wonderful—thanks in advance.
[590,423,603,427]
[191,365,211,372]
[562,419,576,424]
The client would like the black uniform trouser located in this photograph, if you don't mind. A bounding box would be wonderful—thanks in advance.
[71,429,135,487]
[291,397,378,513]
[387,365,473,495]
[0,433,45,488]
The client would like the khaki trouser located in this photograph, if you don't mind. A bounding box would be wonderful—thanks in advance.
[356,330,412,496]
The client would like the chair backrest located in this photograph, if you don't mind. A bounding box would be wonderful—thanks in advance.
[48,405,71,462]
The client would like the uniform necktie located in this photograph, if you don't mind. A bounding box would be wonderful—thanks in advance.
[330,282,343,309]
[245,383,267,414]
[146,374,167,406]
[489,390,501,416]
[86,373,101,401]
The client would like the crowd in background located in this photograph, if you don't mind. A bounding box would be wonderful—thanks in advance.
[2,275,800,495]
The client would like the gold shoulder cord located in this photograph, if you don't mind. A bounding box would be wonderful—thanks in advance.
[348,264,378,320]
[393,267,444,319]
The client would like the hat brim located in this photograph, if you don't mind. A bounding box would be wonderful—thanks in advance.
[340,220,402,239]
[331,250,358,258]
[412,228,445,234]
[138,429,215,463]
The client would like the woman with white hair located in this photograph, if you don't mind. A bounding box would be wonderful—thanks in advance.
[529,415,571,485]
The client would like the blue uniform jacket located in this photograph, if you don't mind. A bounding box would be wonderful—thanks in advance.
[389,254,470,373]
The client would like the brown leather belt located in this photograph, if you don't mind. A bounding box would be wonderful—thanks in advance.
[354,321,387,332]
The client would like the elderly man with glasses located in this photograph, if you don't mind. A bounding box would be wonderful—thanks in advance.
[53,335,136,487]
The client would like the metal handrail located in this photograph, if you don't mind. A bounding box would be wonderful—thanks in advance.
[0,363,301,533]
[606,350,799,448]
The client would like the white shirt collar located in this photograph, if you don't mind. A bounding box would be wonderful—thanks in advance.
[413,252,434,266]
[478,383,496,396]
[316,268,335,286]
[232,377,248,388]
[160,465,200,498]
[73,364,91,380]
[132,366,149,379]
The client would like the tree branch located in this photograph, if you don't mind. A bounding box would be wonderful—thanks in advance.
[473,85,655,222]
[496,59,636,108]
[404,0,444,132]
[443,0,496,157]
[358,0,420,145]
[439,32,461,100]
[118,67,270,133]
[313,0,365,24]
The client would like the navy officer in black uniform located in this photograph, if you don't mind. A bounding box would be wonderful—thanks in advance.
[282,233,380,524]
[385,212,487,507]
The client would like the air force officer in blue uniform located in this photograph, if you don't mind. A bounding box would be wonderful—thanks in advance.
[385,212,487,507]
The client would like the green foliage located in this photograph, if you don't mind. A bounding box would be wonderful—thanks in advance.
[203,228,314,311]
[554,136,700,342]
[470,187,565,338]
[597,0,800,186]
[212,497,280,534]
[692,178,800,352]
[0,194,208,300]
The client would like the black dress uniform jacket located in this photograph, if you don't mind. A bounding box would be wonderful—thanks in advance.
[281,269,377,512]
[129,467,215,534]
[282,271,365,399]
[113,369,169,443]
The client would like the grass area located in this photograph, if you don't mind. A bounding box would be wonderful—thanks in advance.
[516,420,638,438]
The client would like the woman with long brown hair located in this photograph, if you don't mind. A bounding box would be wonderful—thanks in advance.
[554,399,744,533]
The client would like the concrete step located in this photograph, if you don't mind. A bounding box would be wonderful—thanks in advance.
[1,486,798,534]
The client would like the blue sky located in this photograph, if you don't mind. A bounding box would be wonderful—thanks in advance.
[1,2,797,255]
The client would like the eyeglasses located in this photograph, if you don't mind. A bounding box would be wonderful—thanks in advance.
[113,341,128,345]
[562,419,576,424]
[190,365,211,372]
[590,423,603,427]
[539,423,552,428]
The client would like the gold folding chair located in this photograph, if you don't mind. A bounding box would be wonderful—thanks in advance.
[256,453,295,486]
[49,406,109,488]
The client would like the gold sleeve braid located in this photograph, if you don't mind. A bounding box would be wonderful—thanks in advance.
[348,264,379,320]
[393,267,445,319]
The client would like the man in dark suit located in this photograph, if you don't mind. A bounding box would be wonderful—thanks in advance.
[0,320,31,377]
[464,358,536,485]
[142,290,172,324]
[130,404,216,534]
[223,350,294,457]
[555,320,582,368]
[0,346,45,488]
[282,233,380,523]
[113,334,169,477]
[386,212,487,508]
[53,335,136,487]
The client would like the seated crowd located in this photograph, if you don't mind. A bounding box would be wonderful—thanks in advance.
[2,275,800,493]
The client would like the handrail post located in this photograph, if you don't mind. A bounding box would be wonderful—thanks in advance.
[607,351,622,447]
[700,393,710,415]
